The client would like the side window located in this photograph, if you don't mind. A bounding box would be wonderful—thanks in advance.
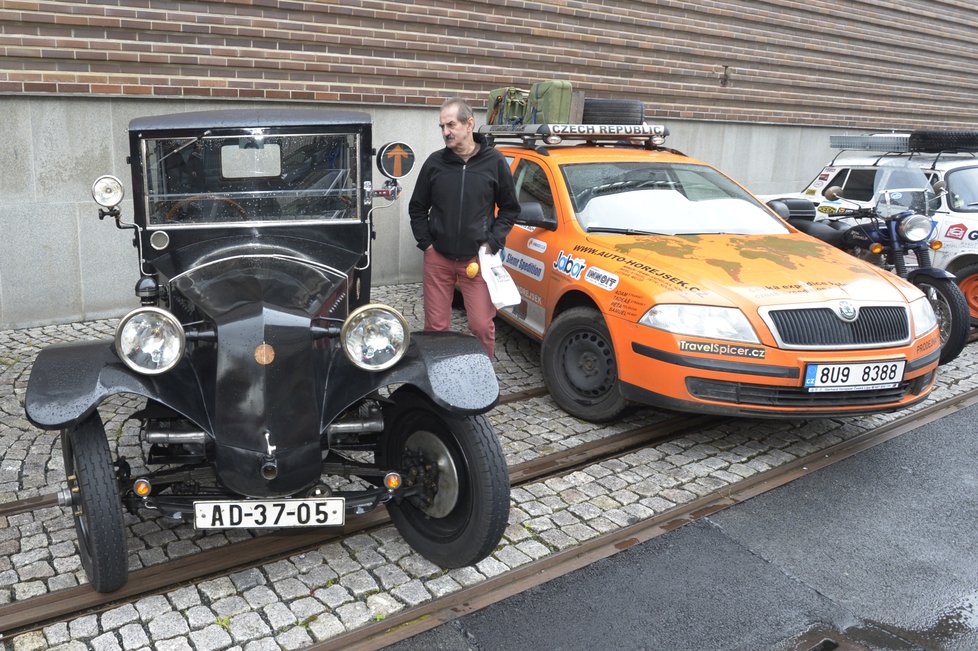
[512,159,556,224]
[840,169,877,201]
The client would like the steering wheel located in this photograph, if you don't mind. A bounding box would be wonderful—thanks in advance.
[165,195,247,222]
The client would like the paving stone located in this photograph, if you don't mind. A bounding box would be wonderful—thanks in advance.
[276,626,313,650]
[297,564,337,589]
[367,592,405,619]
[101,604,139,631]
[397,553,441,578]
[43,622,70,646]
[189,624,233,651]
[212,595,251,618]
[242,638,280,651]
[336,601,371,629]
[68,614,100,639]
[262,559,298,582]
[263,601,298,631]
[117,623,150,650]
[12,631,46,651]
[90,631,123,651]
[148,610,190,640]
[314,583,353,609]
[307,613,345,642]
[271,576,311,600]
[424,574,462,598]
[229,611,272,644]
[198,576,236,602]
[134,594,172,621]
[391,579,430,606]
[288,596,323,622]
[154,637,193,651]
[374,563,411,590]
[230,568,266,592]
[243,585,279,609]
[184,604,216,630]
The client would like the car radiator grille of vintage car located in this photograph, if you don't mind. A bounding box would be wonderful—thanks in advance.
[767,306,909,347]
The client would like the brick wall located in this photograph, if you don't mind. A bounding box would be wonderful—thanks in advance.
[2,0,977,130]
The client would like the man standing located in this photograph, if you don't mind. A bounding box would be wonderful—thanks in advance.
[409,97,521,359]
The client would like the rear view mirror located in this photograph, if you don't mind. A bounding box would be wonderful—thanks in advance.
[516,201,557,231]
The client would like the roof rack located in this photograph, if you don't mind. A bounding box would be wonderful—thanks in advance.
[829,130,978,154]
[479,123,668,150]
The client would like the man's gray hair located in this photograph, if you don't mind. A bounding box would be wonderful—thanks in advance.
[441,97,474,122]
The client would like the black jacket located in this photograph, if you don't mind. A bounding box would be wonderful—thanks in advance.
[408,133,521,260]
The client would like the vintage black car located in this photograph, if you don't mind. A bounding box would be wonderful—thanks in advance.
[24,109,510,592]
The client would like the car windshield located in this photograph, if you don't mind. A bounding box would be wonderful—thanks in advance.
[561,162,788,235]
[945,166,978,213]
[143,132,359,226]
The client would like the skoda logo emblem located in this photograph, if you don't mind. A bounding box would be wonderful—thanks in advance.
[838,301,857,321]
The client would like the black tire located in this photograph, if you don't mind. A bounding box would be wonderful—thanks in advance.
[953,262,978,326]
[914,277,969,365]
[379,389,509,568]
[541,307,627,422]
[62,415,128,592]
[582,98,645,125]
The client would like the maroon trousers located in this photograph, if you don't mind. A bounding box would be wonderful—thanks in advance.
[422,247,496,359]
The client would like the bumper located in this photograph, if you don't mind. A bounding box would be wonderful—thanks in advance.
[614,323,940,417]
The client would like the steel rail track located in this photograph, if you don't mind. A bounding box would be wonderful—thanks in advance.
[311,385,978,651]
[0,391,712,637]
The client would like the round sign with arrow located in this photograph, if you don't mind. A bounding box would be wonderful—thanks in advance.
[376,142,415,180]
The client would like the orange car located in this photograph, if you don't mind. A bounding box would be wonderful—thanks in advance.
[482,124,941,422]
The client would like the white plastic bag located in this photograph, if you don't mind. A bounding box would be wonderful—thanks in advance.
[478,245,521,309]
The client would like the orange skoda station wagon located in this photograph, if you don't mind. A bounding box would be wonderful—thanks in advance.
[483,124,941,422]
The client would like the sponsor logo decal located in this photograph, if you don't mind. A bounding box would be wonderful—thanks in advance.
[571,245,703,294]
[516,285,543,305]
[514,224,536,233]
[502,249,545,281]
[553,250,587,279]
[678,340,766,359]
[584,265,619,291]
[916,336,938,353]
[527,238,547,253]
[945,223,967,240]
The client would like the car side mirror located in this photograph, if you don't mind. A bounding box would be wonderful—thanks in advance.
[823,185,844,201]
[516,201,557,231]
[766,199,791,220]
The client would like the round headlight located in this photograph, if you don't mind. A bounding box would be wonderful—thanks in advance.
[340,304,409,371]
[92,175,125,208]
[115,307,186,375]
[898,215,933,243]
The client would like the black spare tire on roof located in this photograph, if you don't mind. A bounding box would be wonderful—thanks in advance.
[582,98,646,125]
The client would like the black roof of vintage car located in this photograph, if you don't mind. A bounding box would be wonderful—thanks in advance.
[129,108,372,132]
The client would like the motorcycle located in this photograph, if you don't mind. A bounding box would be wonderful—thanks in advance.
[772,160,969,365]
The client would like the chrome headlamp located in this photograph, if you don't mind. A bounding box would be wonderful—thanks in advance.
[340,304,409,371]
[910,296,938,337]
[115,307,186,375]
[639,304,760,344]
[92,175,125,208]
[897,215,933,243]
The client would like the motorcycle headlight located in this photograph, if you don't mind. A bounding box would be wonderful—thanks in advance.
[92,175,124,208]
[910,296,938,338]
[897,215,933,243]
[341,304,410,371]
[115,307,186,375]
[638,304,760,344]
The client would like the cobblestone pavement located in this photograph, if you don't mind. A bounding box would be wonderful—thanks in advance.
[2,283,976,650]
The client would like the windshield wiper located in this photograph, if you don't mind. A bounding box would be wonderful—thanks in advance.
[585,226,664,235]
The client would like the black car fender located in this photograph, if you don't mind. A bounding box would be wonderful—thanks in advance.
[25,340,209,431]
[322,330,499,425]
[908,267,956,283]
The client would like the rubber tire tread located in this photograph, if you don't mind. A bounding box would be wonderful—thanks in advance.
[381,389,510,568]
[63,415,128,593]
[541,306,628,422]
[953,262,978,326]
[582,98,646,125]
[916,277,970,365]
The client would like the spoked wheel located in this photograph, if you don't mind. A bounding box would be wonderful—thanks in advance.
[541,306,627,422]
[953,263,978,326]
[379,389,509,568]
[915,277,969,365]
[61,414,128,592]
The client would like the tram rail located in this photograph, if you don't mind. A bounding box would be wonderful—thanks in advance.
[0,388,710,637]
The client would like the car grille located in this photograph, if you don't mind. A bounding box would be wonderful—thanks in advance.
[687,377,919,408]
[767,306,909,348]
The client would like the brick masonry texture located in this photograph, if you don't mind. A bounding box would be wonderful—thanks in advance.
[1,0,977,129]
